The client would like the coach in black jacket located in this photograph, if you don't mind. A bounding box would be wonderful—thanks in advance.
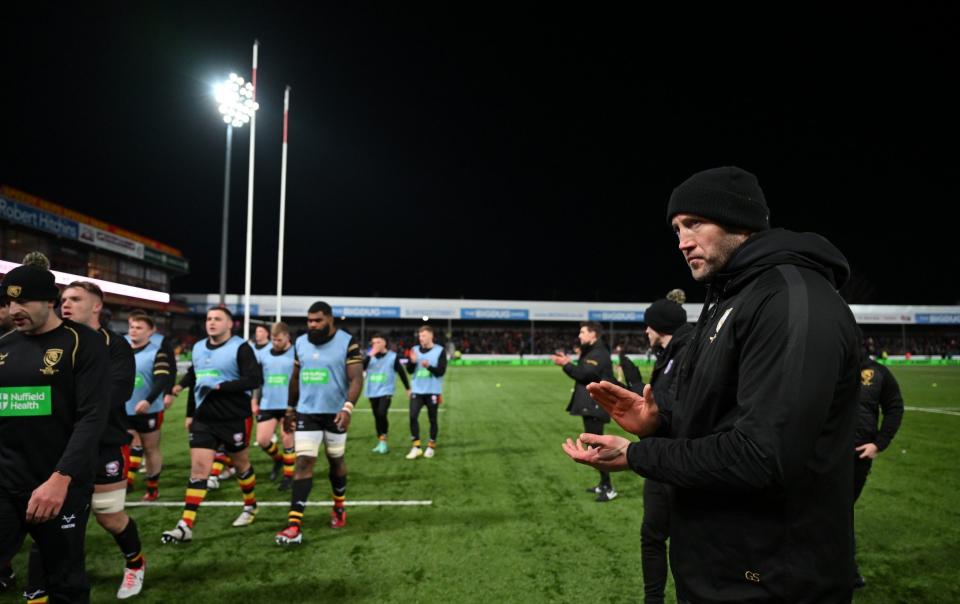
[552,322,616,501]
[564,167,860,603]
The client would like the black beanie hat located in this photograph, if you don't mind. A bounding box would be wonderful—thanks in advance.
[666,166,770,232]
[644,298,687,335]
[1,264,59,302]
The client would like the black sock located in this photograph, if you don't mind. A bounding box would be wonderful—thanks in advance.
[329,469,347,498]
[113,517,144,569]
[288,477,313,527]
[600,471,612,489]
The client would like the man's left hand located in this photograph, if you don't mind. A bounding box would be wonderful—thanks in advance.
[561,433,631,472]
[551,353,569,367]
[856,443,879,459]
[335,410,352,431]
[26,472,71,523]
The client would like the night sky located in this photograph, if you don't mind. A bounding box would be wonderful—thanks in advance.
[4,4,959,304]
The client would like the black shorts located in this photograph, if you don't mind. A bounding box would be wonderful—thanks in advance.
[128,411,164,434]
[296,413,345,435]
[256,409,286,423]
[189,417,253,453]
[95,445,130,486]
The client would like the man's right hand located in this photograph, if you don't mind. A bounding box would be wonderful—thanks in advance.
[251,400,260,416]
[134,400,151,415]
[586,381,660,437]
[172,384,184,396]
[282,407,297,433]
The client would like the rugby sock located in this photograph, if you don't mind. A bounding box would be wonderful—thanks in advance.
[113,517,144,570]
[25,593,48,604]
[288,477,313,527]
[127,446,144,485]
[261,441,283,462]
[427,440,436,449]
[211,452,232,478]
[412,439,421,448]
[330,470,347,512]
[282,447,295,478]
[237,466,257,508]
[145,473,160,497]
[182,478,208,528]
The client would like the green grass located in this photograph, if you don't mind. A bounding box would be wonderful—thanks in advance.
[4,365,959,603]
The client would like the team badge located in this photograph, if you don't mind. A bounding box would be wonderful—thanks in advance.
[105,461,121,477]
[6,285,21,298]
[148,418,156,429]
[860,369,874,386]
[233,432,244,444]
[41,348,64,375]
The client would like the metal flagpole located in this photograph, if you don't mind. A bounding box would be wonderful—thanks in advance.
[275,85,290,322]
[218,125,233,306]
[242,39,259,339]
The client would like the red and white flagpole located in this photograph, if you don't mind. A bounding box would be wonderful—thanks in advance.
[242,39,259,340]
[275,85,290,322]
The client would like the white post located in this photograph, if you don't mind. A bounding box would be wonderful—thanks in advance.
[242,39,259,340]
[276,85,290,322]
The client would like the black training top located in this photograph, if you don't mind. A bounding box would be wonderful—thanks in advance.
[98,327,135,447]
[0,319,110,494]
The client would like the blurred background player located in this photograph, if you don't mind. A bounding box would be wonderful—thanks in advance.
[161,307,262,544]
[252,322,296,489]
[552,321,616,501]
[276,302,364,545]
[125,311,175,502]
[364,333,410,454]
[251,323,270,356]
[405,325,447,460]
[852,347,904,589]
[0,262,110,603]
[638,291,692,604]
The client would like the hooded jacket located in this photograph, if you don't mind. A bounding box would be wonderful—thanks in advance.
[626,229,861,603]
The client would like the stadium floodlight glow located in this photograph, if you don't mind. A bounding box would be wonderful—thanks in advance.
[214,73,259,128]
[422,316,430,322]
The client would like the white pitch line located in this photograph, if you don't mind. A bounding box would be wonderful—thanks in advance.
[905,406,960,417]
[127,500,432,508]
[353,409,445,413]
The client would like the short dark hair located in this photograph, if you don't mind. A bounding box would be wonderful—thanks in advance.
[580,321,603,335]
[208,306,234,321]
[308,301,332,316]
[254,324,270,334]
[66,281,104,301]
[418,325,434,335]
[127,310,155,329]
[370,332,388,343]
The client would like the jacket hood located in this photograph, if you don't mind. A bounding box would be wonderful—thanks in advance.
[715,228,850,291]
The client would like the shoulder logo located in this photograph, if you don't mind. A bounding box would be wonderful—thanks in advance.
[860,369,874,386]
[709,308,734,344]
[6,285,21,298]
[41,348,63,375]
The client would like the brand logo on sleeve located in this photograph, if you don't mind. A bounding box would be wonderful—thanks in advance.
[41,348,63,375]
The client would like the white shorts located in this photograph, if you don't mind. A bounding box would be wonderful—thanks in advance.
[295,430,347,458]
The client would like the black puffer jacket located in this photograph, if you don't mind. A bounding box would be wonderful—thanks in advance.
[563,341,613,421]
[627,229,861,604]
